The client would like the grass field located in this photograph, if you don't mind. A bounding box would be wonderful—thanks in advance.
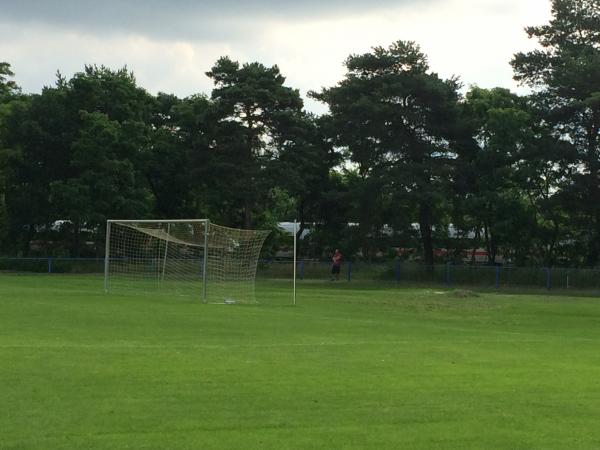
[1,275,600,449]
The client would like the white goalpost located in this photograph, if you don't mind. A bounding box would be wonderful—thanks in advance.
[104,219,270,304]
[293,219,297,306]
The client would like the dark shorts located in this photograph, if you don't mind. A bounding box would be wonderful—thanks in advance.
[331,264,341,274]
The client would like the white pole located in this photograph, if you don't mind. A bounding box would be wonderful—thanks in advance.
[161,222,170,282]
[202,220,210,303]
[293,220,297,306]
[104,221,111,293]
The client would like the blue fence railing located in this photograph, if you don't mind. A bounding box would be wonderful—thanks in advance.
[0,257,599,291]
[0,257,105,274]
[263,260,599,291]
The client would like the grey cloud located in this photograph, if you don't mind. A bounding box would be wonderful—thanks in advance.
[0,0,436,40]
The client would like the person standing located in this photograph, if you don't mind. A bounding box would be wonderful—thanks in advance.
[331,249,342,281]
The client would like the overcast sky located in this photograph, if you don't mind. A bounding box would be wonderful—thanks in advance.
[0,0,551,113]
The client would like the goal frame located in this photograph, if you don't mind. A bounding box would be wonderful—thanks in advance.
[104,219,210,302]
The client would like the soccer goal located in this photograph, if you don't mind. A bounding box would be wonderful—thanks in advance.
[104,220,270,304]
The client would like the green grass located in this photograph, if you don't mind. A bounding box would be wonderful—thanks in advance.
[1,275,600,449]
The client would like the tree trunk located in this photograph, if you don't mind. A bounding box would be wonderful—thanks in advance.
[585,109,600,266]
[483,222,496,265]
[357,207,371,261]
[587,214,600,267]
[419,203,434,267]
[243,199,252,229]
[546,220,559,267]
[470,227,481,265]
[72,220,81,258]
[489,234,497,265]
[242,107,257,231]
[22,224,35,257]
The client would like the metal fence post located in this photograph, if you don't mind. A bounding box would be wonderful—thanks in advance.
[347,261,353,282]
[47,257,53,274]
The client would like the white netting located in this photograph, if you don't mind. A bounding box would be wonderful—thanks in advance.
[105,220,270,303]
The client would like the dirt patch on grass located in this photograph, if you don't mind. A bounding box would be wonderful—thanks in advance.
[447,289,480,298]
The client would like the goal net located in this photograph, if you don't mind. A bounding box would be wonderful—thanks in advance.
[104,220,270,304]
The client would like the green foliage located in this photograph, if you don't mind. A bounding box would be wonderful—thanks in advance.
[312,40,462,263]
[145,93,213,218]
[456,87,536,264]
[512,0,600,265]
[0,18,599,266]
[0,66,155,256]
[270,113,337,247]
[207,57,305,228]
[0,62,20,102]
[52,111,153,224]
[0,64,23,248]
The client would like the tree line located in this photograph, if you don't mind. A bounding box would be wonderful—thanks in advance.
[0,0,599,267]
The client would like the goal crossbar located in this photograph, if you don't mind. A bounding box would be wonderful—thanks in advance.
[108,219,209,224]
[118,223,204,248]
